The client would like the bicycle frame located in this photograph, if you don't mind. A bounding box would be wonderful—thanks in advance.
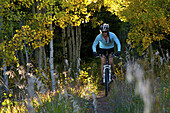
[103,56,112,84]
[103,54,112,96]
[96,53,116,96]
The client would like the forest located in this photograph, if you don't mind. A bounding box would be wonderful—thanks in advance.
[0,0,169,113]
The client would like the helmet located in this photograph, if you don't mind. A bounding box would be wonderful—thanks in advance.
[100,23,109,32]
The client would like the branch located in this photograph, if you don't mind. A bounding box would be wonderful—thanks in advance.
[164,38,170,43]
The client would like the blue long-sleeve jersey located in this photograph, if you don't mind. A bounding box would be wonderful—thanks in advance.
[92,32,121,52]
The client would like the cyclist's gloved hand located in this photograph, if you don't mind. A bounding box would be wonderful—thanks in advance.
[115,51,121,56]
[93,52,98,56]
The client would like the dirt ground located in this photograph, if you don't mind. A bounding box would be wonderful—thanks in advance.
[96,81,117,113]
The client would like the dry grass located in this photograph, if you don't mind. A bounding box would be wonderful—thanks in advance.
[0,51,169,113]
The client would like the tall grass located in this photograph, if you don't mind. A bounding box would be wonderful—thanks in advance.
[108,50,169,113]
[0,50,169,113]
[0,64,98,113]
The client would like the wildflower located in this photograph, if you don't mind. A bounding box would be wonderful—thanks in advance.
[9,94,12,97]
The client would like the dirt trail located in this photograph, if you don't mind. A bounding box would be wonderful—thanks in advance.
[96,81,116,113]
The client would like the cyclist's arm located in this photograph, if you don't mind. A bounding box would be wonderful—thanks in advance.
[92,36,100,52]
[112,33,121,51]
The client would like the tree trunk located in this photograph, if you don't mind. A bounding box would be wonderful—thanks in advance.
[76,26,81,73]
[3,61,8,94]
[0,81,2,103]
[0,5,9,94]
[39,46,43,73]
[34,1,39,67]
[49,12,56,91]
[37,1,43,74]
[149,44,154,75]
[0,6,3,43]
[71,26,76,69]
[62,27,68,71]
[67,25,72,67]
[76,26,78,67]
[147,7,154,77]
[19,18,35,112]
[32,2,35,15]
[19,50,25,66]
[24,41,35,113]
[0,7,3,102]
[10,3,13,38]
[43,47,47,74]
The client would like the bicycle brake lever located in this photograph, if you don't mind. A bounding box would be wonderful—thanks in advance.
[112,54,116,57]
[96,54,101,58]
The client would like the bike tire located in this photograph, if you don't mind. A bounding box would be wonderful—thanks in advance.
[105,68,109,96]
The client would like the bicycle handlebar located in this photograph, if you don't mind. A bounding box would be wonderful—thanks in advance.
[95,53,118,58]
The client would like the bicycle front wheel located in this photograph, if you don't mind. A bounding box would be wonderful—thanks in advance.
[105,68,109,96]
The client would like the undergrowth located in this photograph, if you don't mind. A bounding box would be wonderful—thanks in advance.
[0,50,169,113]
[0,61,99,113]
[108,50,170,113]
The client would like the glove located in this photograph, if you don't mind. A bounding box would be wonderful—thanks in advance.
[93,52,98,56]
[115,51,121,56]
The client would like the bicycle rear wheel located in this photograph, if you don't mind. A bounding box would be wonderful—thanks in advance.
[105,68,109,96]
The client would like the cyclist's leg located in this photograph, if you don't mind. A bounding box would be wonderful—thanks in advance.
[99,49,106,83]
[109,54,114,72]
[109,55,117,79]
[100,55,105,78]
[108,48,117,79]
[108,48,114,73]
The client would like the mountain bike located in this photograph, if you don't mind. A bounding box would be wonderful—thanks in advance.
[96,53,116,96]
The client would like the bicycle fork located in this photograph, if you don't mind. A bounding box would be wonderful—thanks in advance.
[103,64,112,83]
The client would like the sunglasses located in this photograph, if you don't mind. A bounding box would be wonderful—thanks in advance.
[102,31,107,33]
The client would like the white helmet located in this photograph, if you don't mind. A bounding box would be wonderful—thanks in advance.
[100,23,109,32]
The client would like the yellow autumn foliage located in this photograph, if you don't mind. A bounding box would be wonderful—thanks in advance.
[104,0,169,54]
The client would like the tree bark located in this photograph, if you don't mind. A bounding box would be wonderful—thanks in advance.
[39,46,43,73]
[43,47,47,74]
[76,26,81,72]
[76,26,78,66]
[19,18,35,112]
[0,6,3,43]
[34,1,39,67]
[0,4,9,94]
[24,41,35,113]
[37,1,43,74]
[49,12,56,91]
[71,26,76,69]
[3,61,8,94]
[0,7,3,102]
[19,50,25,66]
[62,27,68,71]
[67,25,72,67]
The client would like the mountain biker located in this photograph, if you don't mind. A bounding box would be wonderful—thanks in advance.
[92,23,121,84]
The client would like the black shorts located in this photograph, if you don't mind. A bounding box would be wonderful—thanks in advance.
[99,48,114,56]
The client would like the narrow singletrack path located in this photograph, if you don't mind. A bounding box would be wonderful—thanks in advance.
[96,80,117,113]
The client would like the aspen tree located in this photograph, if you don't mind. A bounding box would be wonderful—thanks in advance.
[53,0,100,75]
[34,1,39,67]
[76,26,81,72]
[0,3,3,101]
[37,1,44,79]
[67,25,73,67]
[0,0,107,90]
[0,0,56,100]
[71,26,76,69]
[62,27,68,71]
[49,1,56,91]
[104,0,169,54]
